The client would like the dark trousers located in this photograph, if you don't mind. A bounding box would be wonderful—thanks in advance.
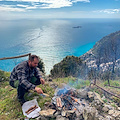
[17,77,41,100]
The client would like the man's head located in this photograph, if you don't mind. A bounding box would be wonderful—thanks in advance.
[28,55,39,69]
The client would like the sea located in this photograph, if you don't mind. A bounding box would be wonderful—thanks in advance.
[0,18,120,74]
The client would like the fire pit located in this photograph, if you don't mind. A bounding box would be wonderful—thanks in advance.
[38,84,120,120]
[52,85,87,113]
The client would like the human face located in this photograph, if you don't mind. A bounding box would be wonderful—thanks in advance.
[29,58,39,68]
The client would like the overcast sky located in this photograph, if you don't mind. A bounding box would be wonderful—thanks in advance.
[0,0,120,19]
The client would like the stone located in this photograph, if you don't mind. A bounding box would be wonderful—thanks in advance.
[102,104,112,113]
[61,111,66,117]
[83,106,97,120]
[36,116,49,120]
[77,89,88,99]
[56,115,68,120]
[94,92,104,104]
[118,107,120,111]
[39,109,56,117]
[65,110,75,117]
[108,110,115,115]
[87,91,94,101]
[53,111,61,117]
[91,99,103,111]
[102,106,109,113]
[91,92,104,111]
[105,115,115,120]
[112,110,120,118]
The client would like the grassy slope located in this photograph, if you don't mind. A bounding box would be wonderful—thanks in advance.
[0,76,90,120]
[0,81,55,120]
[0,73,120,120]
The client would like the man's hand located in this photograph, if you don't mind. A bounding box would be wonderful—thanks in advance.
[40,78,45,85]
[35,87,43,94]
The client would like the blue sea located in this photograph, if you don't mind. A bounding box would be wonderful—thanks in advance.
[0,18,120,74]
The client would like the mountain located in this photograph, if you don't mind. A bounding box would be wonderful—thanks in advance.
[80,30,120,73]
[50,30,120,79]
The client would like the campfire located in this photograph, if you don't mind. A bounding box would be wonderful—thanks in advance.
[38,83,120,120]
[52,85,87,113]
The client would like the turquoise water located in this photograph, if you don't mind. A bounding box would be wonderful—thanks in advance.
[0,18,120,74]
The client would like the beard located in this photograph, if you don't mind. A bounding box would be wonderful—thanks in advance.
[29,63,35,69]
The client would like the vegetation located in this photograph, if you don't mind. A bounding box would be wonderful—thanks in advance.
[0,71,90,120]
[0,70,10,82]
[1,31,120,119]
[0,78,54,119]
[52,77,90,89]
[38,57,45,74]
[50,56,87,78]
[0,70,120,119]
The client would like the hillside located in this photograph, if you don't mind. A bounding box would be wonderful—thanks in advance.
[0,71,120,120]
[50,56,88,78]
[50,30,120,79]
[80,30,120,73]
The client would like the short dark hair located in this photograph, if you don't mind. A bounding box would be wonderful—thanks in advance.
[29,55,39,62]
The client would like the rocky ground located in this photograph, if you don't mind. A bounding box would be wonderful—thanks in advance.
[35,81,120,120]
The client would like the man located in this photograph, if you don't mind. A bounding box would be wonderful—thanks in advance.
[9,55,45,105]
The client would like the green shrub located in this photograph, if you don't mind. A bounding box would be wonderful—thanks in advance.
[0,70,10,82]
[104,80,120,86]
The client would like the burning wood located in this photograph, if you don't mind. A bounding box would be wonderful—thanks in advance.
[25,105,38,115]
[56,97,62,107]
[61,95,81,113]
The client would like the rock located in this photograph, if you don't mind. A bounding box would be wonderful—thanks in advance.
[77,89,88,99]
[118,107,120,111]
[87,91,94,101]
[39,109,56,117]
[61,111,66,117]
[56,115,68,120]
[53,111,61,117]
[104,115,115,120]
[91,99,103,111]
[108,110,115,115]
[112,110,120,118]
[36,116,49,120]
[94,92,104,104]
[83,107,98,120]
[102,106,109,113]
[90,92,104,111]
[61,110,75,118]
[65,110,76,118]
[102,104,112,113]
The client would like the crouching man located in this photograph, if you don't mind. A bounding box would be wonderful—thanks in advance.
[9,55,45,105]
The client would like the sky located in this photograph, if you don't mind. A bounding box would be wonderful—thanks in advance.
[0,0,120,19]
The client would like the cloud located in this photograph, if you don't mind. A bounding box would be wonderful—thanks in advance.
[17,4,29,8]
[73,0,90,3]
[94,9,120,14]
[39,0,72,9]
[0,0,90,12]
[39,0,90,9]
[0,5,25,12]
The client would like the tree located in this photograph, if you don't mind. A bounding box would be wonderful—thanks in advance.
[37,57,45,74]
[50,56,85,78]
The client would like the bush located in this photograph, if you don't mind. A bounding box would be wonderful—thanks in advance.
[37,57,45,74]
[50,56,87,78]
[0,70,9,82]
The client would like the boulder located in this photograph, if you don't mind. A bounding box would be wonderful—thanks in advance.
[56,115,68,120]
[83,107,98,120]
[87,91,94,101]
[77,89,88,99]
[39,109,56,117]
